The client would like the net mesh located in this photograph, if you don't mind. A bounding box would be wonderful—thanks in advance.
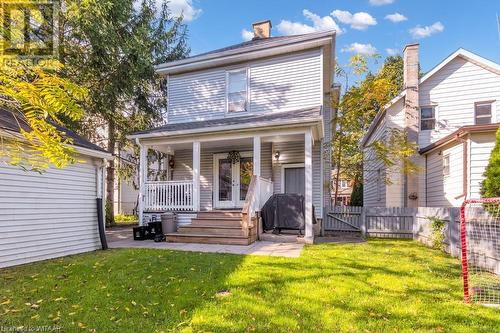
[460,198,500,306]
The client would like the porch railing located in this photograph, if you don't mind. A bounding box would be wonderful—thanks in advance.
[144,181,194,211]
[242,176,273,231]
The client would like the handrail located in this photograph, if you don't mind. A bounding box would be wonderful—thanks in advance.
[242,176,258,230]
[241,176,274,232]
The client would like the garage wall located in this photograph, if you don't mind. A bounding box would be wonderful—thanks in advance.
[0,156,102,268]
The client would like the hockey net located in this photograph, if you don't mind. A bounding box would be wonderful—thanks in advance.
[460,198,500,306]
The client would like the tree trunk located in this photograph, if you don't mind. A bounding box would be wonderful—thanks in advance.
[106,118,116,226]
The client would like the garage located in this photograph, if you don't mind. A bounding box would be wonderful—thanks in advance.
[0,109,111,268]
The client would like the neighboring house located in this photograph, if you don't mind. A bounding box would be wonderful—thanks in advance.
[361,44,500,208]
[128,21,335,244]
[331,171,353,206]
[0,108,111,268]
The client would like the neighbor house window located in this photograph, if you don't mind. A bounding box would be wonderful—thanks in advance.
[420,107,435,130]
[227,69,248,112]
[443,154,450,176]
[475,101,492,125]
[339,180,349,189]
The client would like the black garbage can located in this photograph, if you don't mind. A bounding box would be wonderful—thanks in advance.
[148,221,162,239]
[133,226,150,240]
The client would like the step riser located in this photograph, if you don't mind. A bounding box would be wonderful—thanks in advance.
[177,227,245,236]
[197,212,242,218]
[166,235,251,245]
[191,219,242,227]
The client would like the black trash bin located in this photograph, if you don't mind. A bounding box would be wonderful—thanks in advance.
[133,226,150,240]
[147,221,162,239]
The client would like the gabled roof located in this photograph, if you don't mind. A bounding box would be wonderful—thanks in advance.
[0,108,110,156]
[128,106,322,139]
[155,30,336,75]
[360,48,500,148]
[419,123,500,155]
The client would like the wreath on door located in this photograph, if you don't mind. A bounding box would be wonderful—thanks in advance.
[227,151,241,165]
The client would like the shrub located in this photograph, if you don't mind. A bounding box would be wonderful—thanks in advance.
[428,216,446,250]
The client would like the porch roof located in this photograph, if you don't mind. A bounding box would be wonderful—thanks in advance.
[128,106,322,139]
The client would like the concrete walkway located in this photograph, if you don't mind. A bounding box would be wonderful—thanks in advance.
[106,227,304,258]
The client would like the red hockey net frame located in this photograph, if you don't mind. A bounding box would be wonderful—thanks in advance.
[460,198,500,306]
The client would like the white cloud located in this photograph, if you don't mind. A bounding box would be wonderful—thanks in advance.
[341,43,378,55]
[331,10,377,30]
[409,21,444,39]
[277,9,343,35]
[369,0,395,6]
[385,13,407,23]
[241,29,254,41]
[167,0,201,22]
[386,48,399,56]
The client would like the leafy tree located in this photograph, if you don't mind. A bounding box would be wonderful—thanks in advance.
[59,0,190,224]
[350,180,363,206]
[481,127,500,198]
[331,55,417,206]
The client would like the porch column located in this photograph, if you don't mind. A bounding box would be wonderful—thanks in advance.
[137,140,147,226]
[253,136,261,207]
[304,130,314,243]
[192,141,201,211]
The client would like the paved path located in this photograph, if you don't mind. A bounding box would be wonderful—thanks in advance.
[106,227,304,258]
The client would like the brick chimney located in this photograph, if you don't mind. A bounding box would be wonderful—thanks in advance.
[403,43,419,207]
[252,20,272,39]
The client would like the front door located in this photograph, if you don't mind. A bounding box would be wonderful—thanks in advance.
[214,152,253,209]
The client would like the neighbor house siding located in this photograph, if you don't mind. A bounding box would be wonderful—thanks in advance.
[469,132,496,198]
[0,156,101,268]
[171,143,272,211]
[425,142,464,207]
[272,140,322,216]
[418,57,500,147]
[363,117,387,207]
[167,49,323,123]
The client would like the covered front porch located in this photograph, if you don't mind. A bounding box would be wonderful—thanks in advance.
[132,114,325,245]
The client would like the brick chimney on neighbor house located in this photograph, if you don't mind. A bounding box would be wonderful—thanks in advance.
[252,20,272,39]
[403,43,420,207]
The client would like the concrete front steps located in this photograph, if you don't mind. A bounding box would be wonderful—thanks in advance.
[166,210,257,245]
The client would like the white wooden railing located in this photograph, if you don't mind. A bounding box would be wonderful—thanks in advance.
[242,176,274,230]
[144,181,194,211]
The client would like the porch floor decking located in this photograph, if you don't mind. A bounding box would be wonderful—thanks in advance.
[106,227,304,258]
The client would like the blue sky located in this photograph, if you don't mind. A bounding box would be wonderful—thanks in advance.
[170,0,500,75]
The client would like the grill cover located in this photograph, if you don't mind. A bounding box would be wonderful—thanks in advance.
[261,194,316,231]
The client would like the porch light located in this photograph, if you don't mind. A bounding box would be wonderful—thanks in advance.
[274,150,280,161]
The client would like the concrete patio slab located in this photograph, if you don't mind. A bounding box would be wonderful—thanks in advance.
[106,227,304,258]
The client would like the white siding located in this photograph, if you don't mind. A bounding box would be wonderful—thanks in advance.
[363,117,387,207]
[167,50,323,123]
[418,56,500,147]
[425,142,464,207]
[469,132,496,198]
[0,157,101,268]
[385,98,406,207]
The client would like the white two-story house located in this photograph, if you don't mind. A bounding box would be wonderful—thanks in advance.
[361,44,500,208]
[128,21,335,244]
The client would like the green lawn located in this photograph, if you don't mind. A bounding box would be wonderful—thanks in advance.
[1,240,498,332]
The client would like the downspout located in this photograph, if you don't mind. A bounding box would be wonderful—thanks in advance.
[136,138,146,226]
[424,155,428,207]
[97,163,108,250]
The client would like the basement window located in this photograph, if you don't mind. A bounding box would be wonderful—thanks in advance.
[420,107,435,130]
[227,69,248,113]
[443,154,450,176]
[475,101,492,125]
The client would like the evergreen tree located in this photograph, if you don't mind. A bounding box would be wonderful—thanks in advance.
[480,127,500,198]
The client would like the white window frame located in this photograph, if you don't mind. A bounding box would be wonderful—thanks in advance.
[474,100,495,125]
[225,67,250,114]
[443,154,450,177]
[339,179,349,189]
[420,106,436,131]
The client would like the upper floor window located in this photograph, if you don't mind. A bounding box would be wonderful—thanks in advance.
[227,69,248,113]
[443,154,450,176]
[420,106,435,130]
[475,101,492,125]
[339,180,349,189]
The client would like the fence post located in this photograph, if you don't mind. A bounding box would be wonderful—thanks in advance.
[360,207,367,238]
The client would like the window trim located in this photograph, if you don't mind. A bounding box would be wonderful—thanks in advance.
[443,153,450,177]
[474,100,495,125]
[419,106,436,131]
[225,67,250,114]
